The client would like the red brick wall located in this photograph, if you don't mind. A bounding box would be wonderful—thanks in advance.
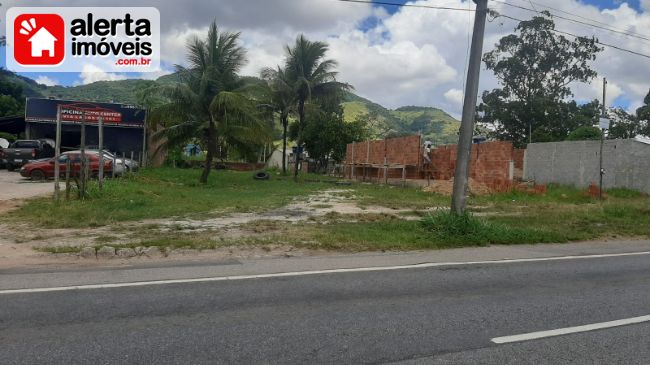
[345,137,519,190]
[345,135,421,166]
[429,141,516,190]
[513,149,525,170]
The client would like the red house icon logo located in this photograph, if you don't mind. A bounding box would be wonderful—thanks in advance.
[13,14,65,66]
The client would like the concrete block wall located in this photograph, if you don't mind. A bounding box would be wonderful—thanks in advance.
[523,139,650,194]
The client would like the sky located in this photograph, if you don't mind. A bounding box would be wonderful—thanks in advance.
[2,0,650,118]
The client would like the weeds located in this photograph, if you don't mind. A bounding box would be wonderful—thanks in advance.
[420,211,564,246]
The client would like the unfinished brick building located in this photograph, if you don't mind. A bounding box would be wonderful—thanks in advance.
[344,135,525,192]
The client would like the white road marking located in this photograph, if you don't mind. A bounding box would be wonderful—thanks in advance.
[1,250,649,295]
[492,315,650,344]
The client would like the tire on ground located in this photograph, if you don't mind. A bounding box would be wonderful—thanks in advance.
[253,171,270,180]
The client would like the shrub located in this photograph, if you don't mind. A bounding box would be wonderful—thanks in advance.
[0,131,17,143]
[566,126,602,141]
[420,211,564,246]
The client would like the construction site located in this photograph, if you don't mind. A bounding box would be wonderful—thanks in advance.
[344,135,526,195]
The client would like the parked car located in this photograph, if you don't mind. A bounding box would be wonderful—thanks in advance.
[19,151,113,181]
[71,150,138,175]
[3,139,55,171]
[0,138,9,169]
[89,149,139,174]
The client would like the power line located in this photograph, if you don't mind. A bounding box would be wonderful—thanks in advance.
[522,0,645,35]
[495,11,650,60]
[335,0,650,60]
[493,0,650,44]
[336,0,475,12]
[526,0,538,12]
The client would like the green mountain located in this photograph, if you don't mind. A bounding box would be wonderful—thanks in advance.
[3,70,460,145]
[342,92,460,145]
[44,79,156,103]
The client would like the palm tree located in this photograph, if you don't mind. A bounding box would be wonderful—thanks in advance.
[261,66,294,174]
[148,21,269,183]
[284,34,350,178]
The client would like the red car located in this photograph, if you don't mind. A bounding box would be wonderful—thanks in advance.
[20,152,113,180]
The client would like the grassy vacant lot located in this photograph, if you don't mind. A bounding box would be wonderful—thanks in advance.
[7,167,650,252]
[6,168,334,227]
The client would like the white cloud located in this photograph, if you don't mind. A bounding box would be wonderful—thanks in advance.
[3,0,650,116]
[34,75,58,86]
[444,88,464,108]
[641,0,650,12]
[77,64,127,85]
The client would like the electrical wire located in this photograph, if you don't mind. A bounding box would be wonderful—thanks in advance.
[521,0,647,36]
[493,0,650,44]
[335,0,650,60]
[495,11,650,59]
[336,0,475,12]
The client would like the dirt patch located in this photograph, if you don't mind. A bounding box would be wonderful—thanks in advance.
[0,188,438,268]
[422,178,491,196]
[0,170,54,213]
[0,199,23,214]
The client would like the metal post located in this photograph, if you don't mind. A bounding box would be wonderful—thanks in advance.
[65,159,71,200]
[79,111,86,200]
[351,142,355,180]
[112,155,117,178]
[54,105,62,201]
[451,0,488,214]
[142,111,147,168]
[599,78,607,200]
[98,117,104,190]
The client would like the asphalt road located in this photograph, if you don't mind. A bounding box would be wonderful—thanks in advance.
[1,253,649,364]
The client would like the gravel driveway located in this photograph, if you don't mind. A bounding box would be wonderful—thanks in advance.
[0,170,53,205]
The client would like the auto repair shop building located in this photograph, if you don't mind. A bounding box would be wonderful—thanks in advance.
[24,97,146,155]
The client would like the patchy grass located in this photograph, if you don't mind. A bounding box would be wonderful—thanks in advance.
[6,168,335,228]
[94,235,120,243]
[311,204,334,209]
[33,245,82,254]
[12,169,650,252]
[353,183,448,209]
[35,232,228,254]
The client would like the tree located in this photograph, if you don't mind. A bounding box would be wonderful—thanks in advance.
[566,126,602,141]
[478,12,602,147]
[283,34,350,178]
[147,22,269,183]
[260,66,294,174]
[297,98,367,172]
[0,75,25,117]
[635,89,650,137]
[608,107,642,139]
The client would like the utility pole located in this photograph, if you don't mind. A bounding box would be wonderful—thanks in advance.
[451,0,489,214]
[599,78,607,200]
